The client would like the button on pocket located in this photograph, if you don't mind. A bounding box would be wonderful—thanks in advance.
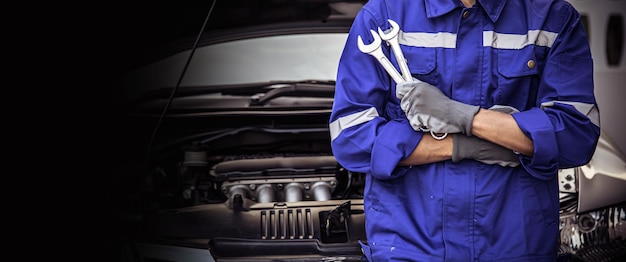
[497,47,538,77]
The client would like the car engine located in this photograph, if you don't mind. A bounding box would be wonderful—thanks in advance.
[111,119,368,260]
[107,115,624,262]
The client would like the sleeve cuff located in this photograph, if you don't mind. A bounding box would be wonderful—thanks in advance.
[512,108,559,180]
[370,119,422,179]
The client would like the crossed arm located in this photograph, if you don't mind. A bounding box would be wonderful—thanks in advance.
[398,108,533,166]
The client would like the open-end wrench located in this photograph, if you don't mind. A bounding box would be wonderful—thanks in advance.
[358,25,446,140]
[357,29,405,84]
[378,19,412,82]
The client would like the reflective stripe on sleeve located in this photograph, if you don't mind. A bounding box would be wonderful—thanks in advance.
[329,107,379,141]
[541,101,600,127]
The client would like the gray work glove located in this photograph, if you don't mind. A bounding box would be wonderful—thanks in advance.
[398,80,480,135]
[451,105,521,167]
[452,134,520,167]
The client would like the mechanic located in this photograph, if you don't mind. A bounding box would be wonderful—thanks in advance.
[329,0,600,261]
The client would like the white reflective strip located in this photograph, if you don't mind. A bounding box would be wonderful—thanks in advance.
[399,30,557,49]
[399,31,457,48]
[329,107,379,141]
[541,101,600,127]
[489,104,521,114]
[483,30,558,49]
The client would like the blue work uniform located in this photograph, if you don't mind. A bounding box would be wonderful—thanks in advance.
[329,0,600,261]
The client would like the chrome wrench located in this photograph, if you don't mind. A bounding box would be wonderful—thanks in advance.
[357,29,405,84]
[368,19,448,140]
[379,20,447,140]
[378,19,412,82]
[358,24,446,140]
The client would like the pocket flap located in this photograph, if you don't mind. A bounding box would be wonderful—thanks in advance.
[402,46,436,75]
[497,47,538,77]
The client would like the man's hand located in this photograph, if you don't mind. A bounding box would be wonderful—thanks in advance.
[452,134,520,167]
[398,80,480,135]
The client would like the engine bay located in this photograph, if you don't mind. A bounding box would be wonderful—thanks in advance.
[105,112,624,261]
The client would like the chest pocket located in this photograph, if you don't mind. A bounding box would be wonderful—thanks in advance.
[495,46,542,106]
[401,46,437,84]
[497,47,539,77]
[387,46,438,119]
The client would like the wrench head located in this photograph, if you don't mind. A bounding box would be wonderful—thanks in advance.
[357,29,382,54]
[378,19,400,41]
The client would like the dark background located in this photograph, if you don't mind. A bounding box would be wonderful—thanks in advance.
[49,3,216,261]
[58,2,349,261]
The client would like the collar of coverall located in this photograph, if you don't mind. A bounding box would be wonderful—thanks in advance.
[424,0,508,23]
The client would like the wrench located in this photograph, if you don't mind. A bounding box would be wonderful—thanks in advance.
[378,19,412,82]
[358,24,447,140]
[379,20,447,139]
[357,29,405,84]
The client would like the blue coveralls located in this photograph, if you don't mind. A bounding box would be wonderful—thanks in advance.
[329,0,600,261]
